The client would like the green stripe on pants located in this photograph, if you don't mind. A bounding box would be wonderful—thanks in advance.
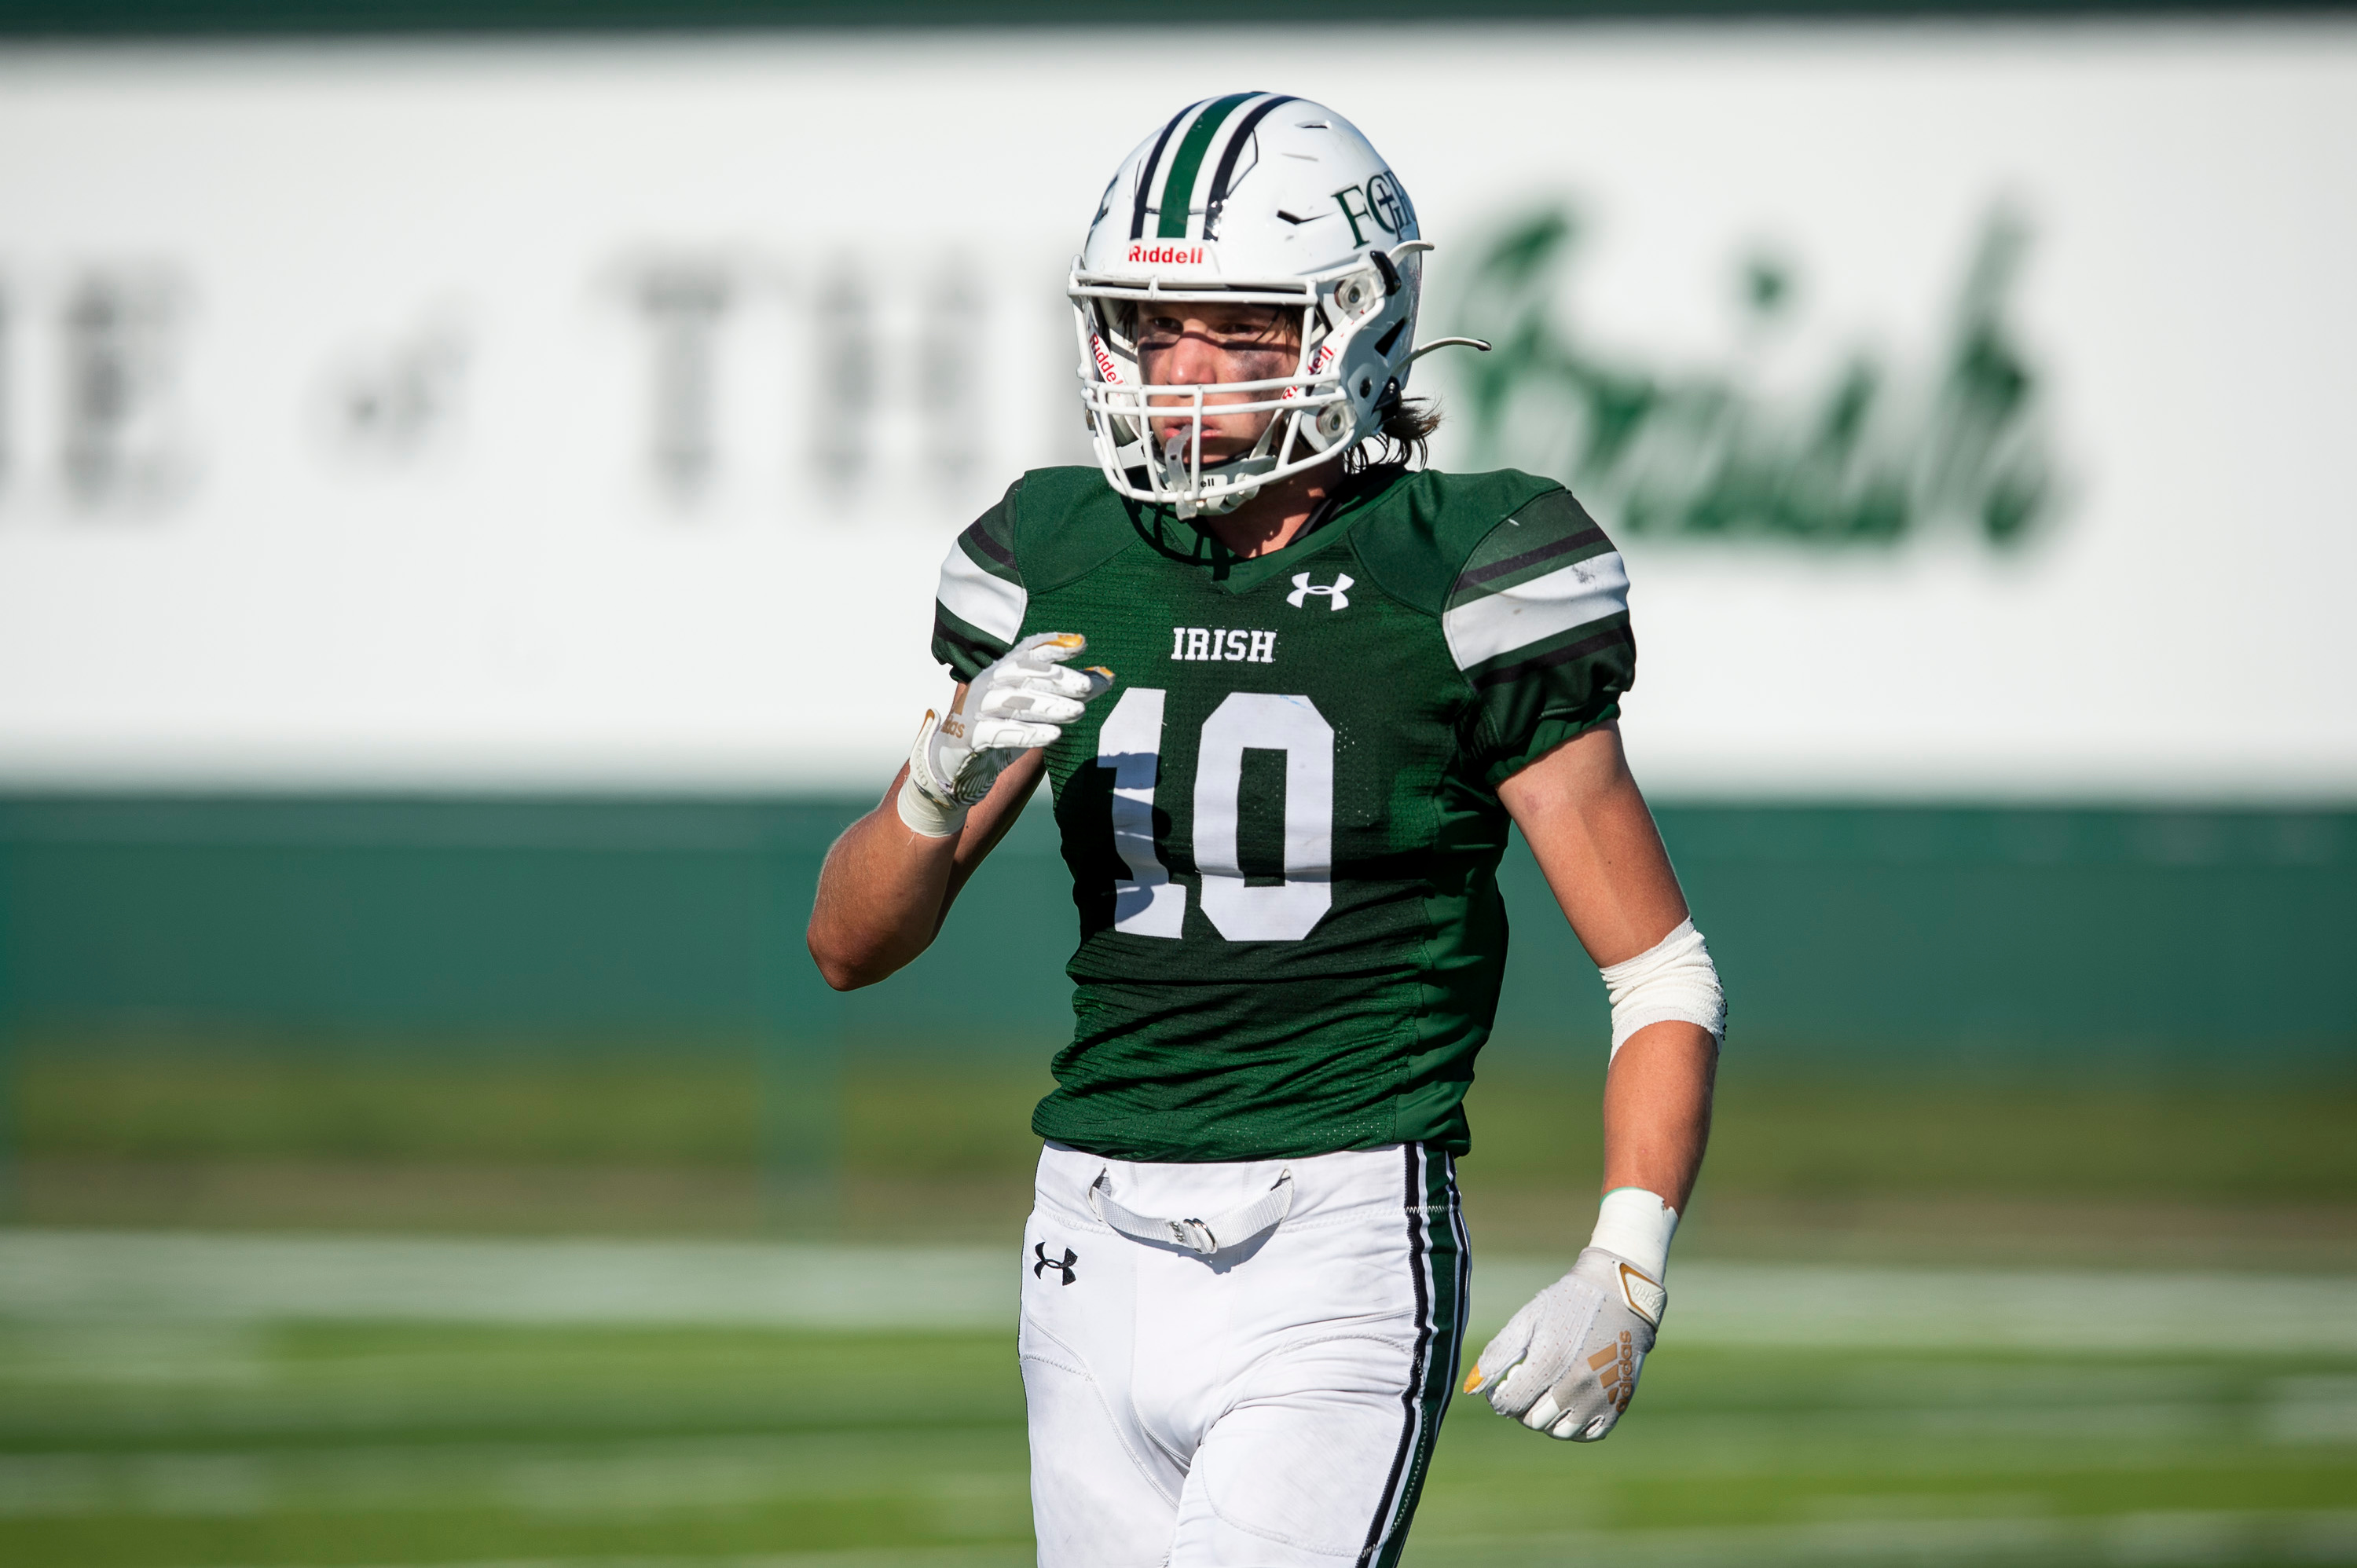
[1375,1149,1466,1568]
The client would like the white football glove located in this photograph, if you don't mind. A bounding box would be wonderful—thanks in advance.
[899,632,1114,837]
[1463,1246,1666,1442]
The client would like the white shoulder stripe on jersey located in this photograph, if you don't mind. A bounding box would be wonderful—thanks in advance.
[936,540,1028,647]
[1442,551,1629,672]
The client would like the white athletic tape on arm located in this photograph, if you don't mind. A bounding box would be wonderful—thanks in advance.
[896,772,966,838]
[1590,1186,1678,1280]
[896,709,971,838]
[1599,918,1725,1059]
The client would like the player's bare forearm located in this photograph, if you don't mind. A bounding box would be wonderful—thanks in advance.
[1601,1021,1716,1211]
[1496,722,1691,966]
[1498,721,1718,1209]
[807,749,1044,990]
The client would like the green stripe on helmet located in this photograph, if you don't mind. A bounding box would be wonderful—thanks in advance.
[1157,92,1256,240]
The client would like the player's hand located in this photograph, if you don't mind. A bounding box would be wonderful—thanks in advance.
[906,633,1114,823]
[1463,1246,1665,1442]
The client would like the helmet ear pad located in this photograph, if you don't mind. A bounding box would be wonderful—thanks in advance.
[1295,260,1418,458]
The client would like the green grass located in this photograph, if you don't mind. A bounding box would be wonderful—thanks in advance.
[1475,1069,2357,1200]
[15,1049,779,1166]
[10,1030,2352,1565]
[0,1321,1032,1566]
[15,1046,2357,1266]
[19,1046,2357,1200]
[2,1317,2351,1567]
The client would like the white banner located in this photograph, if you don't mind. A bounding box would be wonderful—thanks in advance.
[1,24,2351,798]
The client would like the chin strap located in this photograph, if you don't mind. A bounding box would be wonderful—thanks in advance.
[1160,431,1273,518]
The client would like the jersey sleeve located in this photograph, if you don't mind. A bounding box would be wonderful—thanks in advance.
[1442,488,1637,786]
[929,481,1029,680]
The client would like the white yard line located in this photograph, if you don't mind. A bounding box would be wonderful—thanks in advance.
[1483,1258,2357,1352]
[0,1434,1025,1519]
[0,1231,1013,1332]
[3,1229,2355,1353]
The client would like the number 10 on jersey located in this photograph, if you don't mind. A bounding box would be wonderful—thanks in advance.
[1093,687,1335,943]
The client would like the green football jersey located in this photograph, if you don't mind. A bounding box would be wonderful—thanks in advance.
[930,464,1636,1163]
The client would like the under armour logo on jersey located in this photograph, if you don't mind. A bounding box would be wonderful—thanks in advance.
[1288,572,1354,610]
[1032,1242,1078,1285]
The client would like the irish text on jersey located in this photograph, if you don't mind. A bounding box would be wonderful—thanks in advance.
[1171,628,1277,663]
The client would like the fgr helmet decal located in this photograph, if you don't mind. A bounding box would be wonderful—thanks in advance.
[1129,92,1299,244]
[1332,172,1411,247]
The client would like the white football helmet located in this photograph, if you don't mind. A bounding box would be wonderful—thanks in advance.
[1069,94,1457,518]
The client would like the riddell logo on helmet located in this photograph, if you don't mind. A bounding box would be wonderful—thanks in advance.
[1127,241,1210,266]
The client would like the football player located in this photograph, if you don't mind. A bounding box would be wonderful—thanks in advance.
[808,93,1725,1568]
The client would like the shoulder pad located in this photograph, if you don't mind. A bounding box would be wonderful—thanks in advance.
[1006,467,1143,592]
[1346,469,1571,617]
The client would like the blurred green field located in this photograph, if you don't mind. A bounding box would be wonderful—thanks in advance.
[14,1046,2356,1266]
[24,1047,2357,1198]
[3,1312,2352,1568]
[9,1046,2355,1565]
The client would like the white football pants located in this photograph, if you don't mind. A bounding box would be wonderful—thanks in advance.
[1020,1141,1469,1568]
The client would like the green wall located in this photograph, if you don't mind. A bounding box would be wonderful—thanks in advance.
[2,795,2348,1069]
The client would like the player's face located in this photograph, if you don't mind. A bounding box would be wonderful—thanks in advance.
[1133,302,1302,463]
